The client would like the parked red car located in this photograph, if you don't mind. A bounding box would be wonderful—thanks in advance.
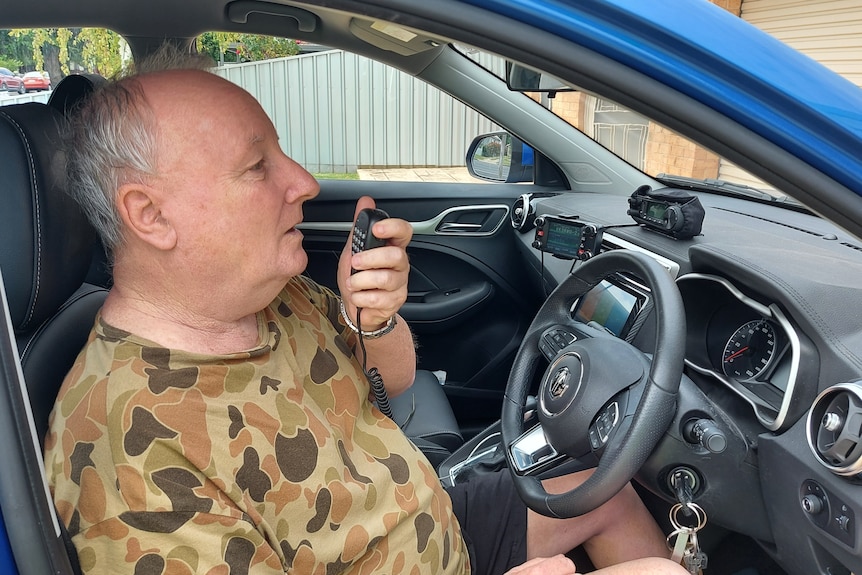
[0,67,25,93]
[22,71,50,92]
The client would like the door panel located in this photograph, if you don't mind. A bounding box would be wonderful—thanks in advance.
[300,179,558,435]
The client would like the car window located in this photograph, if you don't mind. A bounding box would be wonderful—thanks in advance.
[0,28,122,89]
[205,32,786,197]
[456,44,789,201]
[200,33,504,184]
[0,27,782,197]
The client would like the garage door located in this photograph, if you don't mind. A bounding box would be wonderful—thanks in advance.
[720,0,862,189]
[742,0,862,86]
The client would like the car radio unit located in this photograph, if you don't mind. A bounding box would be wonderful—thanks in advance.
[532,214,603,260]
[627,185,704,239]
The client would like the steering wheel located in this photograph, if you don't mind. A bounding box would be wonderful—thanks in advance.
[501,249,685,518]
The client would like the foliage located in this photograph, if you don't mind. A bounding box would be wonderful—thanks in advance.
[1,29,297,80]
[2,28,125,77]
[76,28,125,76]
[481,139,502,157]
[0,29,32,70]
[0,56,23,70]
[198,32,299,63]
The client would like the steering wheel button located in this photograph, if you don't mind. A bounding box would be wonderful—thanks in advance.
[589,428,601,448]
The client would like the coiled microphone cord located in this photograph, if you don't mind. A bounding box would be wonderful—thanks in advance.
[355,307,395,420]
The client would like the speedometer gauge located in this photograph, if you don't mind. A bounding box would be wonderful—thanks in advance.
[721,320,777,380]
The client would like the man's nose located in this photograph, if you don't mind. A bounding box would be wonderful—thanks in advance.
[283,158,320,203]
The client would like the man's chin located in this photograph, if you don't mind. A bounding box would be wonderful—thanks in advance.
[278,251,309,281]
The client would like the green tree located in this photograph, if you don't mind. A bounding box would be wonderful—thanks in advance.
[0,56,24,71]
[2,28,125,81]
[76,28,125,76]
[0,29,34,70]
[2,29,294,81]
[198,32,299,64]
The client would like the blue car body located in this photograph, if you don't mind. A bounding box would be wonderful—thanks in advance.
[489,0,862,192]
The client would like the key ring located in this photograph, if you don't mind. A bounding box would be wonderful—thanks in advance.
[669,502,707,532]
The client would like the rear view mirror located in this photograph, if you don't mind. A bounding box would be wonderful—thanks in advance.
[505,61,575,93]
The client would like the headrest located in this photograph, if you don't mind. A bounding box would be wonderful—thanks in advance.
[48,73,107,116]
[0,103,96,333]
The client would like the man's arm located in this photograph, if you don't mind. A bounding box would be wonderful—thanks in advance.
[337,196,416,397]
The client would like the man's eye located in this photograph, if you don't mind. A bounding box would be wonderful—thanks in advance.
[251,160,265,172]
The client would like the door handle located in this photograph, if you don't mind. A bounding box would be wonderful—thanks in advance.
[437,222,483,233]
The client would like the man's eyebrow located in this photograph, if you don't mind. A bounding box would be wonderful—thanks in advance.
[249,133,265,145]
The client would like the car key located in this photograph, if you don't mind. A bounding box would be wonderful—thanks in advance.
[350,207,389,274]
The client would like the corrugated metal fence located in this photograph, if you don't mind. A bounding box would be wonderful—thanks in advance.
[214,49,502,173]
[1,49,502,174]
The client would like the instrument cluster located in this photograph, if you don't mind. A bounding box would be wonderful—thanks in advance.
[677,273,805,431]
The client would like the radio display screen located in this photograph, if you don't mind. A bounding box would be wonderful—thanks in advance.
[644,199,669,220]
[544,219,583,259]
[573,278,645,338]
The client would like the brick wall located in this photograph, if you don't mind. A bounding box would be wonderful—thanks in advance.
[546,0,736,181]
[711,0,742,16]
[644,123,720,179]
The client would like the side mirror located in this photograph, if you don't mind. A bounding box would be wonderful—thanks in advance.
[466,132,534,183]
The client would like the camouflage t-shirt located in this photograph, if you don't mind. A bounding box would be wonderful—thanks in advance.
[44,275,468,575]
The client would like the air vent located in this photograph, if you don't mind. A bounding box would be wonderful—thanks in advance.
[806,382,862,477]
[511,193,536,232]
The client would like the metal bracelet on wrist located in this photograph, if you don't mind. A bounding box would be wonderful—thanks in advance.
[339,299,397,339]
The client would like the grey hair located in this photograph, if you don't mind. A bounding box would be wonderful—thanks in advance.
[65,44,215,255]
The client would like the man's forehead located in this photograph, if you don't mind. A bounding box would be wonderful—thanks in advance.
[142,70,248,117]
[142,73,271,144]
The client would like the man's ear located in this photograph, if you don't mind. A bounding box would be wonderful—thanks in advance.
[117,184,177,251]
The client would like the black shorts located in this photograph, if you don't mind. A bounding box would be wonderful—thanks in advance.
[445,470,528,575]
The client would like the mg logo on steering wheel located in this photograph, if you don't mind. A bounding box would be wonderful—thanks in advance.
[550,366,570,398]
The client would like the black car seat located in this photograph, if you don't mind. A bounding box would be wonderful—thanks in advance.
[0,102,107,444]
[0,96,102,574]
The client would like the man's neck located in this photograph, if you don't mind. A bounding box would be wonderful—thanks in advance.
[100,287,263,355]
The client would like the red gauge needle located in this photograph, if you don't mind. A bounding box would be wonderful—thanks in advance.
[725,346,749,361]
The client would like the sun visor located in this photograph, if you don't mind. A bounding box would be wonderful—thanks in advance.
[349,18,442,56]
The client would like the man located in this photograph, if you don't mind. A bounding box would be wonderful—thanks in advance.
[44,47,686,575]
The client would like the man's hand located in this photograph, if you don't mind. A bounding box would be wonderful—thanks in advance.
[338,196,412,331]
[505,555,579,575]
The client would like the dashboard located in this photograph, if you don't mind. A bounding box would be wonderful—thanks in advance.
[510,188,862,575]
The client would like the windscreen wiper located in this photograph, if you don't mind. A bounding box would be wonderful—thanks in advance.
[655,173,797,205]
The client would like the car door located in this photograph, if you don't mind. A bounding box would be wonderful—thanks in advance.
[301,179,552,436]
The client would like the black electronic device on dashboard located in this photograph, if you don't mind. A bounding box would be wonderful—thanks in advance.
[572,274,650,341]
[627,185,704,239]
[532,214,603,260]
[350,208,389,274]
